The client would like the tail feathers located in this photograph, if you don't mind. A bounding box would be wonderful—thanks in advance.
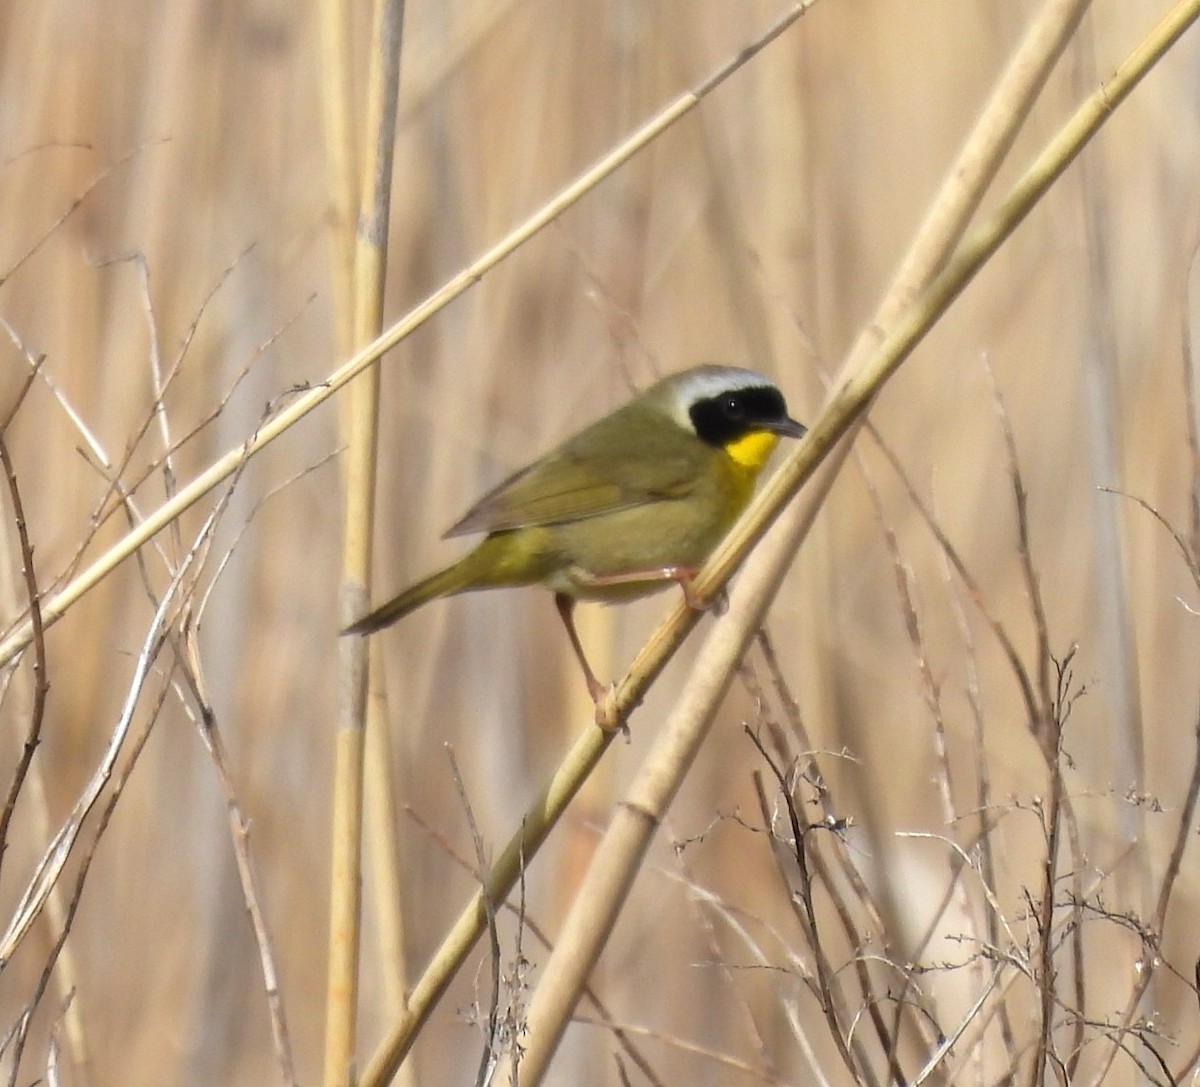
[342,561,469,636]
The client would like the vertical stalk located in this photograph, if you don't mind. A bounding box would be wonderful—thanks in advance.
[324,2,407,1086]
[318,0,359,364]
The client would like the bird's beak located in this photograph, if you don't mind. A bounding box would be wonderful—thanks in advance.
[767,416,807,439]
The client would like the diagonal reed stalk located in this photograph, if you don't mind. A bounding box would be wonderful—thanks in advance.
[511,0,1094,1079]
[358,1,1200,1083]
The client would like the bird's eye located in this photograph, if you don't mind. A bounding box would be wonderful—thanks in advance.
[723,394,745,419]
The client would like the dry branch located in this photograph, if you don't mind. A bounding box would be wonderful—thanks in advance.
[0,503,219,966]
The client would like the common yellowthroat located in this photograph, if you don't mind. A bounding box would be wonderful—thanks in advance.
[345,365,805,704]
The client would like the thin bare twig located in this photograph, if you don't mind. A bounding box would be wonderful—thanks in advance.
[402,803,662,1086]
[1153,704,1200,958]
[0,342,42,435]
[984,358,1054,732]
[165,424,312,1085]
[0,142,161,292]
[977,358,1071,1087]
[181,668,298,1087]
[5,682,167,1087]
[910,970,1005,1087]
[866,425,1040,733]
[748,636,948,1074]
[0,498,220,966]
[193,449,340,629]
[41,271,310,1084]
[570,1013,795,1085]
[103,429,308,1084]
[657,855,829,1086]
[1100,488,1200,588]
[1030,648,1080,1087]
[667,809,780,1080]
[446,746,505,1087]
[942,550,1019,1069]
[746,732,881,1087]
[1180,221,1200,557]
[44,990,74,1087]
[0,430,49,874]
[76,247,282,580]
[2,252,296,621]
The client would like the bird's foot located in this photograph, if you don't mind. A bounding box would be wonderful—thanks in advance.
[674,570,727,616]
[593,683,629,737]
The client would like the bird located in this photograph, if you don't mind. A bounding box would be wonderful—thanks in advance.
[344,364,806,709]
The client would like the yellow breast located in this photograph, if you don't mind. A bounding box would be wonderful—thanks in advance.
[714,428,781,531]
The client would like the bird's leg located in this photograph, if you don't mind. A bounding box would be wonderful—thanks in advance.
[661,568,729,615]
[554,592,607,705]
[573,565,726,614]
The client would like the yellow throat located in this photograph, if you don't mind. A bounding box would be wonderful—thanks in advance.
[723,428,781,472]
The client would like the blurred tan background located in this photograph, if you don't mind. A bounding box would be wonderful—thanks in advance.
[0,1,1198,1084]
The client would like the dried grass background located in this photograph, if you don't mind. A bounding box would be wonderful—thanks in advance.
[1,1,1199,1085]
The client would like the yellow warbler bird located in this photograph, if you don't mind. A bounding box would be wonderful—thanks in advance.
[345,364,806,704]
